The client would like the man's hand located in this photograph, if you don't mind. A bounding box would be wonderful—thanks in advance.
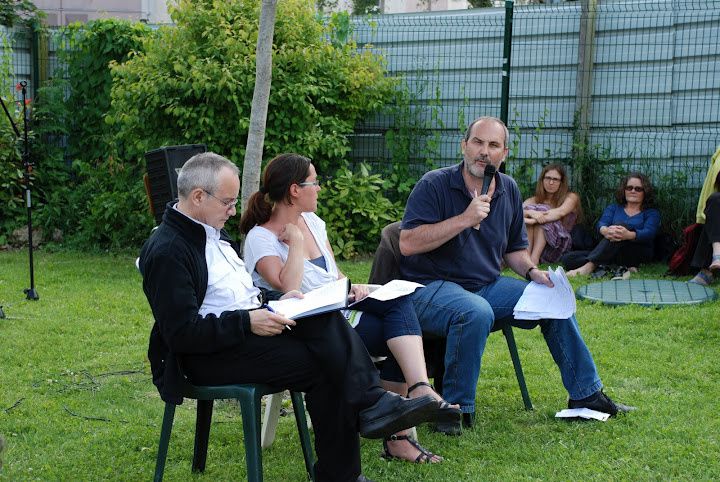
[349,284,370,302]
[528,267,554,288]
[466,191,491,228]
[249,309,296,336]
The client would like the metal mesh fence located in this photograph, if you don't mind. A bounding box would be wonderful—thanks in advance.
[349,0,720,228]
[2,3,718,231]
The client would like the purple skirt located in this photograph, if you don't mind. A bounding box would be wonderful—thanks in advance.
[525,203,576,263]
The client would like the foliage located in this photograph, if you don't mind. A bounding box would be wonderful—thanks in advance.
[467,0,493,8]
[107,0,396,176]
[1,250,719,480]
[29,20,154,249]
[0,0,43,28]
[352,0,380,15]
[506,107,551,199]
[63,19,150,164]
[0,32,28,245]
[316,163,402,259]
[379,74,443,207]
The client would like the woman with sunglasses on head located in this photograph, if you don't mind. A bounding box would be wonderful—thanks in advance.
[240,153,460,464]
[523,164,582,265]
[565,172,660,278]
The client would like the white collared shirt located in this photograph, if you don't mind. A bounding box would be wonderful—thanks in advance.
[173,206,262,317]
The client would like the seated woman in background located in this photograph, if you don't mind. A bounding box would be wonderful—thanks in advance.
[689,146,720,285]
[565,172,661,278]
[523,164,582,265]
[240,153,460,464]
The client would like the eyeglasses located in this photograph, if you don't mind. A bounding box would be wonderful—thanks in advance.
[543,176,562,183]
[624,185,644,193]
[298,180,320,187]
[203,190,239,207]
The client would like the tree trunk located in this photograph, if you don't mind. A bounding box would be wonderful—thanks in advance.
[241,0,277,214]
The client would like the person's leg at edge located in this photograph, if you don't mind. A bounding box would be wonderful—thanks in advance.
[411,281,494,416]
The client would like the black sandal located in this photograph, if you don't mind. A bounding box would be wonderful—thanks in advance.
[407,382,462,424]
[381,434,442,464]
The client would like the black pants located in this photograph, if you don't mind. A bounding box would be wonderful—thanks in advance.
[561,237,654,270]
[183,311,382,482]
[692,192,720,268]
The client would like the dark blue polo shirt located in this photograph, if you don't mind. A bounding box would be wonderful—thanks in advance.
[400,162,528,291]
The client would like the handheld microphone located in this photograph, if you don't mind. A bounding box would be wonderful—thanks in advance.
[473,164,496,229]
[481,164,496,196]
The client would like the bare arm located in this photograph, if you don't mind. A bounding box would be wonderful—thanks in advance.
[256,224,305,292]
[526,193,579,224]
[399,194,491,256]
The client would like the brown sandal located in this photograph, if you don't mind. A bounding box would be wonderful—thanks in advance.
[381,434,442,464]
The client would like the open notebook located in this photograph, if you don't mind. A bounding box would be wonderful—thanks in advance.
[268,278,424,320]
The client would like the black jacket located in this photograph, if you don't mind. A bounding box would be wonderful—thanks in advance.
[139,205,279,403]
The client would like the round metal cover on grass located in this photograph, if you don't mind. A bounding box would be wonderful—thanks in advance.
[575,279,718,307]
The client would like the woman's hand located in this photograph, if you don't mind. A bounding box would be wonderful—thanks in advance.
[349,284,370,302]
[249,309,296,336]
[279,290,304,300]
[523,209,543,224]
[602,225,633,242]
[278,223,303,246]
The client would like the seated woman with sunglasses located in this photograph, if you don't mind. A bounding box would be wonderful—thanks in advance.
[565,172,660,278]
[240,153,460,464]
[523,164,582,265]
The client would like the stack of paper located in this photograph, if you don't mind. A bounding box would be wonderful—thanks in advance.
[513,266,576,320]
[555,408,610,422]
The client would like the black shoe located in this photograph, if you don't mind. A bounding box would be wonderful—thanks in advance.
[568,390,636,416]
[434,411,475,436]
[359,392,438,439]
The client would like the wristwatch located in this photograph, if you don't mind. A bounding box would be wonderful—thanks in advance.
[525,266,538,281]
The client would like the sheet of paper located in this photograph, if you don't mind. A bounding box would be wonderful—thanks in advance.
[268,278,348,320]
[350,279,424,305]
[513,266,576,320]
[555,408,610,421]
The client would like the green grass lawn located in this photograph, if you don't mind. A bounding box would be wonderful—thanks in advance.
[1,250,718,481]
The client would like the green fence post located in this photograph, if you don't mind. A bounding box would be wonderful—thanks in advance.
[500,0,514,174]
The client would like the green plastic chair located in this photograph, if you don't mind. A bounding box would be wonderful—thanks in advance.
[154,375,315,482]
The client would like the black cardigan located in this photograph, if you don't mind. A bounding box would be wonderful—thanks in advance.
[139,205,279,404]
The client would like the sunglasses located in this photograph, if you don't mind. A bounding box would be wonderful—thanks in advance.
[624,185,644,193]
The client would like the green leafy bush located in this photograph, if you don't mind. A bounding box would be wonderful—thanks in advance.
[31,20,154,249]
[107,0,396,174]
[0,33,29,244]
[317,163,402,259]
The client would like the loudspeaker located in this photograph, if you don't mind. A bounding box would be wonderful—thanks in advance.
[144,144,207,224]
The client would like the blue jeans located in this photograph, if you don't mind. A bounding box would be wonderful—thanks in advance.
[410,276,603,413]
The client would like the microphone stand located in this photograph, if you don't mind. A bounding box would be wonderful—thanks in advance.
[1,81,39,300]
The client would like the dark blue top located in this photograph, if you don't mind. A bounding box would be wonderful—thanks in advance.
[308,255,328,270]
[597,204,661,245]
[400,162,528,291]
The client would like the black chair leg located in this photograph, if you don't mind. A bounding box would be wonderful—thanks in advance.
[192,399,214,472]
[502,325,533,410]
[154,402,176,482]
